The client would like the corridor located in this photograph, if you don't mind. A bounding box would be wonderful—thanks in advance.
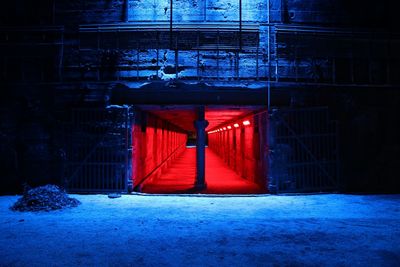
[140,148,264,194]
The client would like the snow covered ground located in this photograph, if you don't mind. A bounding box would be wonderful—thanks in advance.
[1,194,400,266]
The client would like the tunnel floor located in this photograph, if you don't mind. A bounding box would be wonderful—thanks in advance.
[140,148,265,194]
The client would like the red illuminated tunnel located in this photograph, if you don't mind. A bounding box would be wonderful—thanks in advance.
[131,106,268,194]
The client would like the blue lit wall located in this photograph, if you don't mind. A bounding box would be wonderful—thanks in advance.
[128,0,270,22]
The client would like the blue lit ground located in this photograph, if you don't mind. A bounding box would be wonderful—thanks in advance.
[1,194,400,266]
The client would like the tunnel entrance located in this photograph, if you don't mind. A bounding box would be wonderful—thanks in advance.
[61,105,339,194]
[133,105,268,194]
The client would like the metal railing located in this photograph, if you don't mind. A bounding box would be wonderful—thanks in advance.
[62,106,132,193]
[268,107,339,193]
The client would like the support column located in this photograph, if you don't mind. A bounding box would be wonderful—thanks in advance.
[194,106,209,189]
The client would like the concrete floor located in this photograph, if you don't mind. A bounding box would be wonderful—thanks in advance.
[1,194,400,266]
[141,148,264,194]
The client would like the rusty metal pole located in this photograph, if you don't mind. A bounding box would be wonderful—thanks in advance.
[194,106,208,190]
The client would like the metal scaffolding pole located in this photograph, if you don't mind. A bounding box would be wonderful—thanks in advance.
[169,0,173,49]
[267,0,271,109]
[239,0,242,50]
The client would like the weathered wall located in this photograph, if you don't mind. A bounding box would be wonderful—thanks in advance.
[208,112,268,187]
[1,0,397,84]
[1,0,391,26]
[131,110,187,188]
[1,0,399,194]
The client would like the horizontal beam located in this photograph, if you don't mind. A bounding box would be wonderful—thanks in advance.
[0,26,64,32]
[111,82,268,105]
[275,24,398,38]
[80,22,259,33]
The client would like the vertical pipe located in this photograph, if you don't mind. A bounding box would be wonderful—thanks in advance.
[175,35,178,79]
[217,30,220,80]
[126,107,132,192]
[239,0,242,51]
[136,41,139,80]
[256,34,259,80]
[156,31,159,78]
[124,0,129,22]
[204,0,207,22]
[197,32,200,80]
[170,0,173,49]
[267,0,271,109]
[194,106,209,189]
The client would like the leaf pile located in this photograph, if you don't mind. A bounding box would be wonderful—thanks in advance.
[11,185,81,212]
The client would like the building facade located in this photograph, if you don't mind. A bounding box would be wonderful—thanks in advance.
[0,0,399,194]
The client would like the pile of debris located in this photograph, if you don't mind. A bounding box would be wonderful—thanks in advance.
[11,185,81,212]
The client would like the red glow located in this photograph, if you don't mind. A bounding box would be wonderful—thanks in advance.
[223,127,227,130]
[227,126,232,129]
[234,123,239,128]
[140,148,264,194]
[243,120,250,126]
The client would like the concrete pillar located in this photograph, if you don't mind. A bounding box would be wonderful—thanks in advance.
[194,106,209,189]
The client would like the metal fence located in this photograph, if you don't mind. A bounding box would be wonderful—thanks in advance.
[268,107,339,193]
[62,106,132,193]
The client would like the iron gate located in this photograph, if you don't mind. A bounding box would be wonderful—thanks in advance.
[268,107,339,193]
[62,106,132,193]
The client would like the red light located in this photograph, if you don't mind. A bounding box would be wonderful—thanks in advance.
[227,126,232,130]
[219,128,223,131]
[223,127,227,130]
[233,123,239,128]
[243,120,250,126]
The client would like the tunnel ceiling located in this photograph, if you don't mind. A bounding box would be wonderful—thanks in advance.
[139,105,265,132]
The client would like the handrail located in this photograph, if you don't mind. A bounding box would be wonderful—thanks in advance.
[79,22,259,33]
[133,142,187,191]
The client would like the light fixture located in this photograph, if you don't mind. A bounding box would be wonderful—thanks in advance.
[223,127,227,130]
[234,123,239,128]
[243,120,250,126]
[227,126,232,129]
